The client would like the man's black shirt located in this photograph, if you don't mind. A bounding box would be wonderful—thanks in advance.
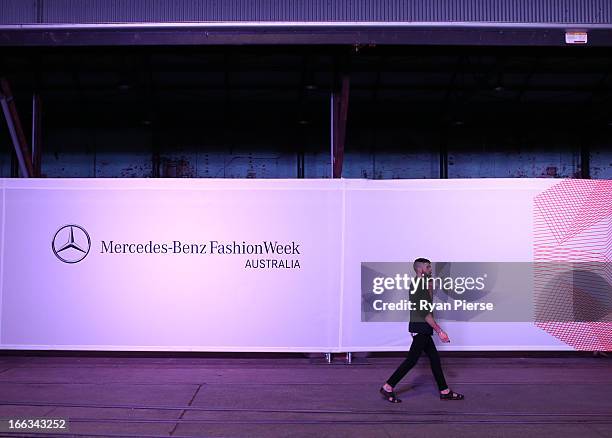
[408,277,434,335]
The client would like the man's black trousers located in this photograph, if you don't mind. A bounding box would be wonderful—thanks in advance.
[386,333,448,391]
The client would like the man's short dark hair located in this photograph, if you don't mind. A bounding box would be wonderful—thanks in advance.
[413,257,431,271]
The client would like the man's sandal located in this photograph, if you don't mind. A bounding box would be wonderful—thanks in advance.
[380,387,402,403]
[440,390,464,400]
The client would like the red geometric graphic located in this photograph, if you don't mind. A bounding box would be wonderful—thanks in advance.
[533,179,612,351]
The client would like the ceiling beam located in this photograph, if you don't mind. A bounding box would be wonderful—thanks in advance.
[2,26,612,47]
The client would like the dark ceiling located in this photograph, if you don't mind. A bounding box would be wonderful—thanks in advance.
[1,45,612,144]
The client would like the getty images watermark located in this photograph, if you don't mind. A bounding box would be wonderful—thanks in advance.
[371,271,491,312]
[361,262,612,323]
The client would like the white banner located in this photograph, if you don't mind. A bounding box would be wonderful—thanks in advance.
[0,178,606,352]
[0,179,342,352]
[340,179,568,351]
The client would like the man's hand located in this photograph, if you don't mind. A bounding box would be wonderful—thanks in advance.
[437,330,450,343]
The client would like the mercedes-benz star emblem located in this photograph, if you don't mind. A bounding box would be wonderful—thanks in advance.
[52,225,91,264]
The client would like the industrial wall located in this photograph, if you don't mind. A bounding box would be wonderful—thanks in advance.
[2,127,611,179]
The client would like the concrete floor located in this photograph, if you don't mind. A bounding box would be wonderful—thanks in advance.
[0,353,610,438]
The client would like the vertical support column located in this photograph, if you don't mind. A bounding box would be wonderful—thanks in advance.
[297,152,305,178]
[440,144,449,179]
[330,94,334,176]
[32,93,42,177]
[580,145,590,179]
[331,75,350,178]
[10,150,19,177]
[0,78,34,178]
[152,134,161,178]
[440,129,449,179]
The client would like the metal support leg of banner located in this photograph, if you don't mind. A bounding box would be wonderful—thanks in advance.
[325,353,332,364]
[345,352,352,364]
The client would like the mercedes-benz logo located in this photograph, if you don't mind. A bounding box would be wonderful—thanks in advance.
[52,225,91,264]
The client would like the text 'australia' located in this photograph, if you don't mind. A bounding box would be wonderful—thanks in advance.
[245,259,301,269]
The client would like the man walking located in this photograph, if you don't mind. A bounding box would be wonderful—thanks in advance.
[380,258,464,403]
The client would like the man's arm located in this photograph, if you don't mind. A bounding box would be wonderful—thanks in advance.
[425,313,450,343]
